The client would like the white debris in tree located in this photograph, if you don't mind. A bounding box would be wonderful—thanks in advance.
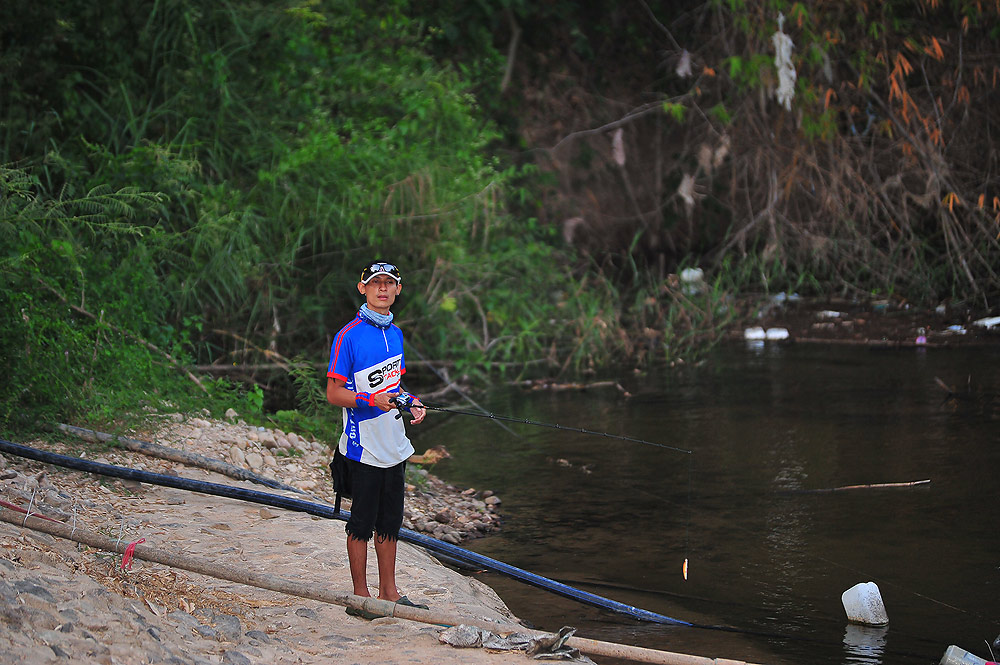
[697,143,713,174]
[713,134,730,169]
[562,216,585,245]
[772,13,796,111]
[675,49,692,78]
[611,127,626,167]
[678,173,696,214]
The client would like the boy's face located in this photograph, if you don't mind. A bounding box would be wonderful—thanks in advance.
[358,276,401,314]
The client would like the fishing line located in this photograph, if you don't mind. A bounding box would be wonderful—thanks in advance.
[415,401,693,455]
[403,343,519,437]
[408,398,696,581]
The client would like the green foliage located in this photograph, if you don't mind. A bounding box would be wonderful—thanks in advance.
[6,0,995,436]
[1,0,639,432]
[1,165,168,427]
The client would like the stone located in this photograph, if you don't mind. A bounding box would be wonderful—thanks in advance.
[223,650,251,665]
[194,624,219,640]
[14,581,56,603]
[213,614,242,642]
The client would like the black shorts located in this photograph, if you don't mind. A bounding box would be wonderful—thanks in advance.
[344,458,406,542]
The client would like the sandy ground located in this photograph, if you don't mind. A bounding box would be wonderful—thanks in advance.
[0,429,532,665]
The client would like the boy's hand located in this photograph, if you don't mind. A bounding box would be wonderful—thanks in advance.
[370,391,397,412]
[390,391,426,424]
[409,398,426,424]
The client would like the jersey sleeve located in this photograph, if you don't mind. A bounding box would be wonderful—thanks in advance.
[328,319,360,384]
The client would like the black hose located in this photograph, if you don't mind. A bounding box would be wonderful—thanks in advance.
[0,438,691,626]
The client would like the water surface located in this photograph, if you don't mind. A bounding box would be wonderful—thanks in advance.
[414,343,999,665]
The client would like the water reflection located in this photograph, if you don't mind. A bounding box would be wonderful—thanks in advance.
[842,624,888,664]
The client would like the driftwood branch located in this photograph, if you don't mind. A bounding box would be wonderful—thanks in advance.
[514,379,630,395]
[209,328,292,371]
[56,423,307,495]
[782,479,930,495]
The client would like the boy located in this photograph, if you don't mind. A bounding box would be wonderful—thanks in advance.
[326,261,428,615]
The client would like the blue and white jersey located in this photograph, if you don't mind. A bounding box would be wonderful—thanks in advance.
[327,315,414,467]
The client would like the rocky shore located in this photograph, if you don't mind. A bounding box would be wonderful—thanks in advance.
[0,414,524,665]
[135,412,504,544]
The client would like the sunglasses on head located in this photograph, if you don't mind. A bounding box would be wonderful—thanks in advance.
[361,262,402,283]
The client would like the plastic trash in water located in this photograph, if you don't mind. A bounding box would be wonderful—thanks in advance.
[972,316,1000,329]
[679,267,705,295]
[939,644,997,665]
[842,582,888,626]
[945,325,967,335]
[817,310,845,319]
[770,292,801,305]
[744,327,789,341]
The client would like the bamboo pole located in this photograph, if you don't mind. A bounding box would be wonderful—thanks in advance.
[0,506,766,665]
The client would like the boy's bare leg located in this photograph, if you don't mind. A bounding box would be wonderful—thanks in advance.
[374,535,400,601]
[347,535,371,597]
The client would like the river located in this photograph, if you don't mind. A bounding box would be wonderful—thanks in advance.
[413,342,999,665]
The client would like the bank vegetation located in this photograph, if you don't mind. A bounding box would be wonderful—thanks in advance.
[2,0,998,438]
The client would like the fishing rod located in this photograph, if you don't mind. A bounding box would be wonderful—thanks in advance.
[400,398,692,455]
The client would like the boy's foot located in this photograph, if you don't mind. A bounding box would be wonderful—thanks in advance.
[395,595,429,610]
[345,606,382,620]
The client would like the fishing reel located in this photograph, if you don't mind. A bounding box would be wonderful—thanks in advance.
[389,390,415,419]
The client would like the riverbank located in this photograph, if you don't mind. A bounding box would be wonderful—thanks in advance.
[0,415,525,665]
[736,294,1000,348]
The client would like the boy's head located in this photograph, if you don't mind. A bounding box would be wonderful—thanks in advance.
[358,261,402,313]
